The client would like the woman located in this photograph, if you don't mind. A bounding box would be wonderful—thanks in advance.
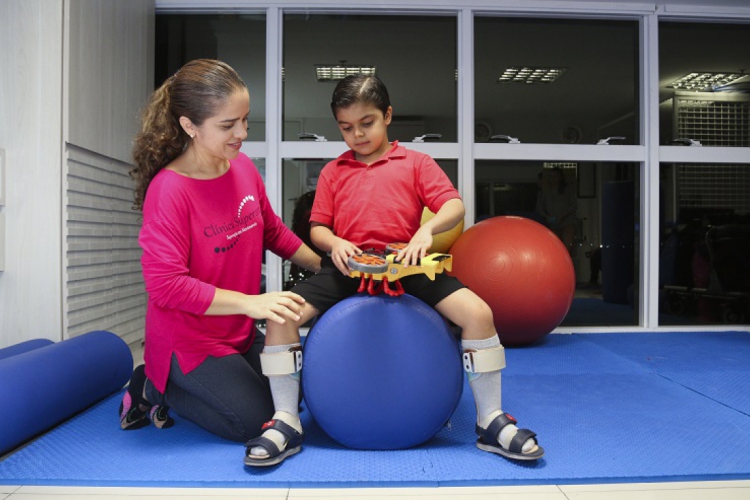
[121,59,320,443]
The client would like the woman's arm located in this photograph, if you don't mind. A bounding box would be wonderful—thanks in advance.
[204,288,306,325]
[288,243,322,273]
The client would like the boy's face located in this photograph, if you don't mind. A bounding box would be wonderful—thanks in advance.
[335,103,393,164]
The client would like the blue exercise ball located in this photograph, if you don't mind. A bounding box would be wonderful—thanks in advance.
[302,294,463,450]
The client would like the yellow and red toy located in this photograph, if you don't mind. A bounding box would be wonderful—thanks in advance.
[348,243,453,297]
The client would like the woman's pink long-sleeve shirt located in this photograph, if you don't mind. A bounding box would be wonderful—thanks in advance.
[139,153,302,393]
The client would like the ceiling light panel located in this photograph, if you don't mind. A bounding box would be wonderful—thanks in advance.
[668,72,746,91]
[315,64,377,82]
[497,67,567,84]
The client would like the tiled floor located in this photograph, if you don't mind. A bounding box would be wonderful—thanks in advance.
[2,481,750,499]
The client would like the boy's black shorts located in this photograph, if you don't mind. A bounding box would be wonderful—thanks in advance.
[291,256,466,315]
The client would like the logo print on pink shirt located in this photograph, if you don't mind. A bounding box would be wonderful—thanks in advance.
[213,194,259,254]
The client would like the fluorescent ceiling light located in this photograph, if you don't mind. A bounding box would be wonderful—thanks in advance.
[315,64,376,82]
[497,67,566,84]
[668,72,746,91]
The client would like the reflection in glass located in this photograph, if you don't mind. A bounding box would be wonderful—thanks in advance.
[155,14,267,140]
[474,17,639,145]
[283,14,457,142]
[475,160,639,326]
[660,22,750,147]
[659,163,750,326]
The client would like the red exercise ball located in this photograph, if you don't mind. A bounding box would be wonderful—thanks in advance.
[448,216,575,346]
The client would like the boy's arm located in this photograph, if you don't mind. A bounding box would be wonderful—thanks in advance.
[421,198,465,235]
[399,198,465,267]
[311,222,363,276]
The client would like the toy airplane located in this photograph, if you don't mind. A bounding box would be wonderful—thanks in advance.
[348,243,453,296]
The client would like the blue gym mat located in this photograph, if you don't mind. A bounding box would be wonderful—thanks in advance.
[1,331,749,487]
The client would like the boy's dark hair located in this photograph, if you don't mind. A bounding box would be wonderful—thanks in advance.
[330,74,391,117]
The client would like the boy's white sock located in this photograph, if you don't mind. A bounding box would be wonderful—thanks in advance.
[250,343,302,458]
[462,337,534,453]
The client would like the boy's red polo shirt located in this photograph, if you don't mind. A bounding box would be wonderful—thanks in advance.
[310,142,460,250]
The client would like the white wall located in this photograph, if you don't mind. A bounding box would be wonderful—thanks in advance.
[0,0,154,350]
[66,0,154,164]
[64,0,154,346]
[0,1,64,348]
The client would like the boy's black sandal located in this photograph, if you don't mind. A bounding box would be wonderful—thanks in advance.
[244,419,304,467]
[475,413,544,460]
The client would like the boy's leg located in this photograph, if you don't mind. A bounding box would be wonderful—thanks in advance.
[245,301,319,464]
[435,288,543,460]
[245,258,367,465]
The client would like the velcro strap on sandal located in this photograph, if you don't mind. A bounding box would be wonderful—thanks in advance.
[463,346,506,373]
[244,435,280,458]
[260,349,303,375]
[476,412,517,443]
[508,428,537,454]
[264,419,300,441]
[249,418,304,451]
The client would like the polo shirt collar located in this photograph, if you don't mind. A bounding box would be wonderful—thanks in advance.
[337,141,406,167]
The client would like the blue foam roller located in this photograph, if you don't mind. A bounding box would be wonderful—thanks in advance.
[0,330,133,455]
[302,294,463,450]
[0,339,54,362]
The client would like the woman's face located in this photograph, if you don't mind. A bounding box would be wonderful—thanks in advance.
[335,102,392,164]
[189,88,249,162]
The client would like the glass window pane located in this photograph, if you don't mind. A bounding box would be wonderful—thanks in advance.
[475,160,640,327]
[475,17,640,145]
[283,14,458,142]
[659,162,750,326]
[155,14,267,140]
[659,22,750,147]
[436,159,458,189]
[282,158,332,292]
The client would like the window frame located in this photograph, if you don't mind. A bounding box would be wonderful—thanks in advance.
[156,0,750,333]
